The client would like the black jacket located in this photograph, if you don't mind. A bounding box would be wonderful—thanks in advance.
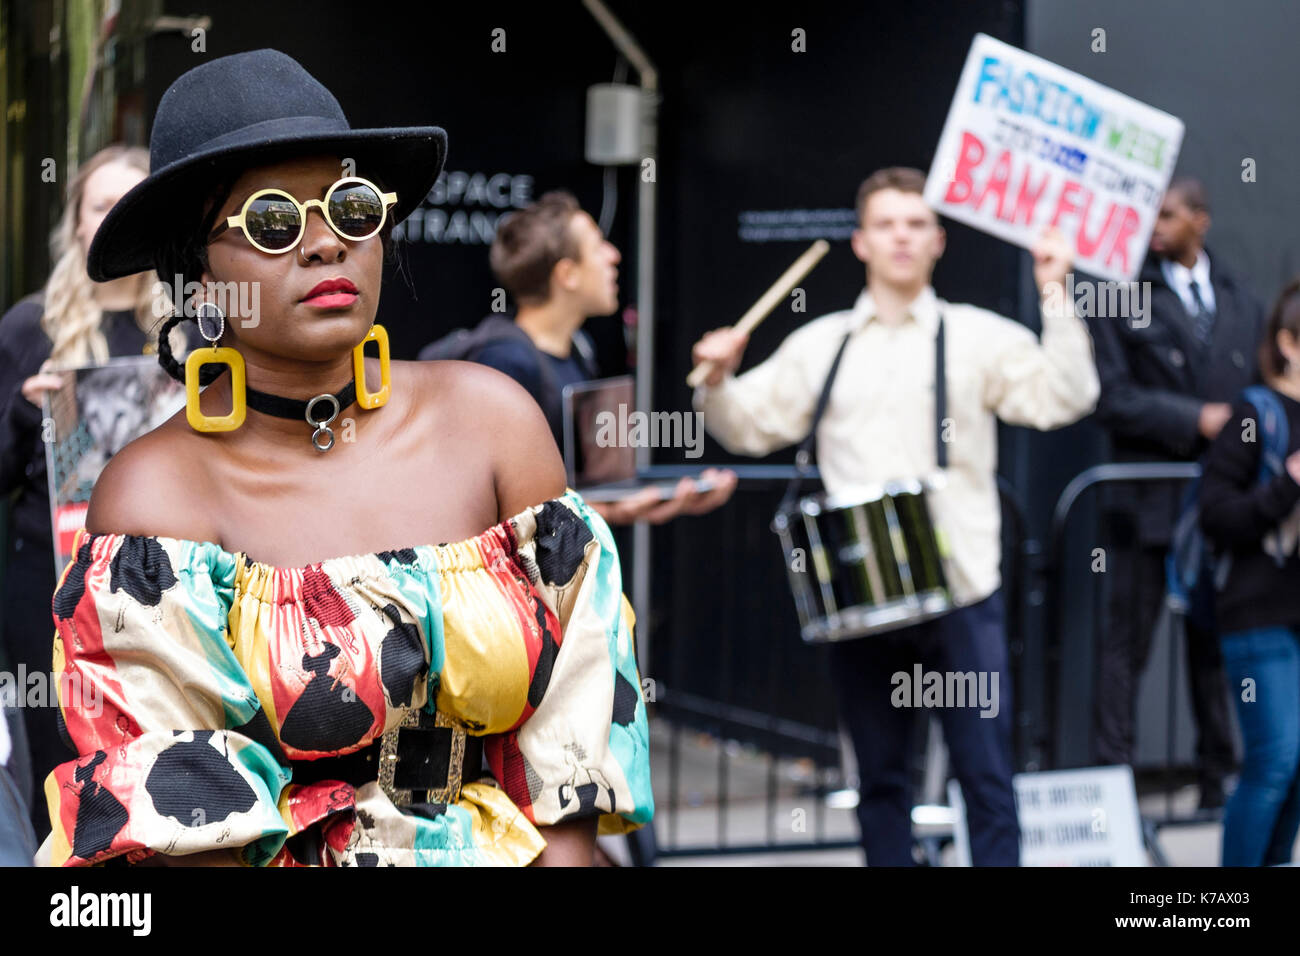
[1199,387,1300,634]
[1087,248,1267,543]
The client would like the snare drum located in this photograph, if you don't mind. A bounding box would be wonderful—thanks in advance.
[772,477,954,643]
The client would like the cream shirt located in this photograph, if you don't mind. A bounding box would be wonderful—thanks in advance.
[693,285,1100,605]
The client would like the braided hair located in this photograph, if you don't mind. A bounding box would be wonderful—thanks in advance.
[152,166,239,386]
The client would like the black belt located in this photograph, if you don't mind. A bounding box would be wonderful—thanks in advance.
[289,710,483,806]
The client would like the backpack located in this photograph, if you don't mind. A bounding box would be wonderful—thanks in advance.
[1166,384,1290,621]
[417,315,599,439]
[417,314,530,363]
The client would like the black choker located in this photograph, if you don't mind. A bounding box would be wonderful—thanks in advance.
[245,379,357,453]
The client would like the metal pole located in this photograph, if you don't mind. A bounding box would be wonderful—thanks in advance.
[632,112,656,677]
[580,0,658,677]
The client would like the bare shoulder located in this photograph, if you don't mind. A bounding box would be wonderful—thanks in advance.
[406,358,559,435]
[84,413,219,541]
[403,359,566,513]
[406,358,539,413]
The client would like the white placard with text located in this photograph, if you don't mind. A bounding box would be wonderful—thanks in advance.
[924,33,1183,282]
[950,764,1146,866]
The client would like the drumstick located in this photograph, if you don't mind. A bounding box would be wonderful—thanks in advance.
[686,239,831,388]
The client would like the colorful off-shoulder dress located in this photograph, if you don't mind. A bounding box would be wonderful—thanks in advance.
[42,490,653,866]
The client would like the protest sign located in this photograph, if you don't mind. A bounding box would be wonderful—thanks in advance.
[924,34,1184,282]
[43,358,186,573]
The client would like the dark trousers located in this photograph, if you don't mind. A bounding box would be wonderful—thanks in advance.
[830,591,1020,866]
[1092,523,1236,779]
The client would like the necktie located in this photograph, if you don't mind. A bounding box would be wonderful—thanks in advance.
[1188,279,1215,345]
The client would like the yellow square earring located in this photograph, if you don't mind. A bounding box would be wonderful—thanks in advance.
[185,302,246,432]
[353,323,390,409]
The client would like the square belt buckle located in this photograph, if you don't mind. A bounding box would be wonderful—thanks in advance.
[378,709,466,807]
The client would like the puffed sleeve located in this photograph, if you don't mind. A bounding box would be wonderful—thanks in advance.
[44,529,292,866]
[484,491,653,835]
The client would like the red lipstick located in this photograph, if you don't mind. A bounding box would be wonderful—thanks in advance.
[301,277,359,309]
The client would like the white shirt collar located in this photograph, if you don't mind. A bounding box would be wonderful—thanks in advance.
[851,285,940,334]
[1162,249,1211,289]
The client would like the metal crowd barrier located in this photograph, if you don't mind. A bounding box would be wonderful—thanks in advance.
[1044,462,1218,866]
[640,465,1032,861]
[640,460,1224,865]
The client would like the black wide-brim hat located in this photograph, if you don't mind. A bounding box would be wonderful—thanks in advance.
[88,48,446,281]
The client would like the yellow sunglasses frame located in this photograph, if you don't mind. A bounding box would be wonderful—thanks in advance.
[209,176,397,254]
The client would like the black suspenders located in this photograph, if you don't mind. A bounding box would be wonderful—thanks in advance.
[775,311,947,519]
[934,313,948,469]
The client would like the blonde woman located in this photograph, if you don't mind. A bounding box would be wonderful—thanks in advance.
[0,144,177,842]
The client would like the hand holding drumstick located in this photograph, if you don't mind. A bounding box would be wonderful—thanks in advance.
[686,239,830,388]
[690,327,751,388]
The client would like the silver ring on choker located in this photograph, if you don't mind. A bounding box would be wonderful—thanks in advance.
[305,393,340,453]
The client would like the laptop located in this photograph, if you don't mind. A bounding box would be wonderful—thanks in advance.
[561,376,714,503]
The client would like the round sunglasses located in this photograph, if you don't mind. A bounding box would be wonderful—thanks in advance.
[208,177,398,254]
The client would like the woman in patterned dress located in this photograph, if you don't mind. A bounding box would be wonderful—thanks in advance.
[40,49,652,867]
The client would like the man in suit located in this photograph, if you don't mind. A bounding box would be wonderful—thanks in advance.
[1088,177,1266,807]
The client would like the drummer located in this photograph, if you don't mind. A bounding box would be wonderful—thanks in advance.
[690,167,1100,866]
